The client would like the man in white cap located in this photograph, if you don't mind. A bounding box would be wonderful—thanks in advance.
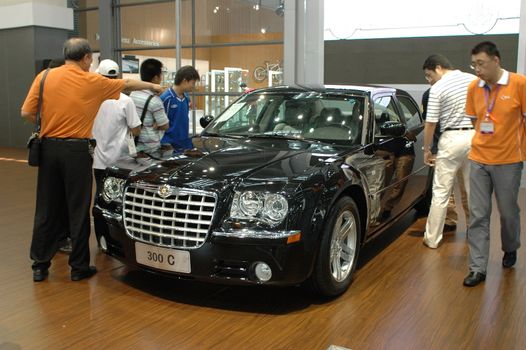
[91,59,142,247]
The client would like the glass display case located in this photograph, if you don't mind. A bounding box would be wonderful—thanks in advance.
[268,70,283,87]
[224,67,249,107]
[204,67,249,116]
[205,70,226,117]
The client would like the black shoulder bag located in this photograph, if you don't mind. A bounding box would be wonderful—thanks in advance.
[134,94,155,144]
[27,68,50,167]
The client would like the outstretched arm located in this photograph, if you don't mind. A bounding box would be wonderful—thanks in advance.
[122,79,164,95]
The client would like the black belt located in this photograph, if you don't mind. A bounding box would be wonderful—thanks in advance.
[444,127,474,131]
[43,137,96,147]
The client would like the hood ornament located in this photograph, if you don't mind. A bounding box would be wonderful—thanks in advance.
[157,184,174,199]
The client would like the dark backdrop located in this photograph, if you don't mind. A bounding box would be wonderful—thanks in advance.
[324,34,519,85]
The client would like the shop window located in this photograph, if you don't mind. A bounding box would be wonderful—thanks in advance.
[83,0,284,132]
[194,0,284,45]
[120,2,177,49]
[77,0,99,9]
[76,9,99,51]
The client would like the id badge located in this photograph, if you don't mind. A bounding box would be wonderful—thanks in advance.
[480,121,494,134]
[127,131,137,157]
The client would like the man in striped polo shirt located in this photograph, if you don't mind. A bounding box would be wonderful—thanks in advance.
[421,54,477,249]
[130,58,169,156]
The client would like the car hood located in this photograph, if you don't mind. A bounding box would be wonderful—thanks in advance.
[127,136,356,191]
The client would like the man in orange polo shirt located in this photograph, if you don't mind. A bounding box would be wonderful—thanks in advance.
[462,41,526,287]
[21,38,164,282]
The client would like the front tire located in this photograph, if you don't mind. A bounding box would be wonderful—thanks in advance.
[309,197,361,297]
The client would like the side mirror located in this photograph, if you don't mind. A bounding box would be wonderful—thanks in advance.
[379,121,406,137]
[200,115,214,128]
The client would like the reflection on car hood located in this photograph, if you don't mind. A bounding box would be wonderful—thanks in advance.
[127,136,358,190]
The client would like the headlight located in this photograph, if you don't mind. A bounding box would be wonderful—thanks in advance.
[263,194,288,222]
[102,177,126,203]
[238,192,264,216]
[231,191,289,225]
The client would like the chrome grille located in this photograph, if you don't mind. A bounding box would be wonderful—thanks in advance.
[123,183,217,249]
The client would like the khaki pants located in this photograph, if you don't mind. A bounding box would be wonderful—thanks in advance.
[445,166,469,226]
[424,129,474,248]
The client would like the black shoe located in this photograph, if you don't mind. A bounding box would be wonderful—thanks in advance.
[33,269,49,282]
[71,266,97,281]
[502,251,517,268]
[463,271,486,287]
[58,237,72,254]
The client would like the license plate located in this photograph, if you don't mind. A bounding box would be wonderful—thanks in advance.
[135,242,191,273]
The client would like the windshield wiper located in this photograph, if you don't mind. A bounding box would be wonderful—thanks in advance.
[201,132,244,139]
[248,133,305,141]
[201,131,220,137]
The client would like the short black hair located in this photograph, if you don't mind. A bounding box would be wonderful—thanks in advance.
[422,54,454,71]
[63,38,92,61]
[471,41,501,59]
[140,58,163,82]
[174,66,200,85]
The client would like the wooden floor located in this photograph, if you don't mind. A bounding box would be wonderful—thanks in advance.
[1,147,525,350]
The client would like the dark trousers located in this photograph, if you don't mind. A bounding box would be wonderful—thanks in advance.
[468,161,523,274]
[92,168,108,243]
[30,139,93,273]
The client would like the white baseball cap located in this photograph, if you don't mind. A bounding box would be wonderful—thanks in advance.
[96,59,119,77]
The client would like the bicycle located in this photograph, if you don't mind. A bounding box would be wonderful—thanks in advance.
[253,60,282,82]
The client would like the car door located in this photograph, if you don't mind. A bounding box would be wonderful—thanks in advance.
[393,92,429,208]
[370,92,418,224]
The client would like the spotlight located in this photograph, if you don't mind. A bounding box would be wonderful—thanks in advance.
[253,0,261,10]
[275,0,284,17]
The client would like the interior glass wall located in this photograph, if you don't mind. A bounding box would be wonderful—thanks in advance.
[74,1,100,51]
[75,0,284,134]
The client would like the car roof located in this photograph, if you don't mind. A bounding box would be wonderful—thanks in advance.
[252,84,399,97]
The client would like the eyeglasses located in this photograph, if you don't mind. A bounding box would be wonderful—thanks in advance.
[470,59,491,70]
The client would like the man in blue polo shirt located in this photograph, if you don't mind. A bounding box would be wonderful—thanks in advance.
[161,66,200,152]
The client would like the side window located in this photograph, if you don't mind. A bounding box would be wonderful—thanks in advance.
[373,96,399,135]
[397,95,422,130]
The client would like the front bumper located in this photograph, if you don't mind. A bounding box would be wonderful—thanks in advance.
[94,206,315,286]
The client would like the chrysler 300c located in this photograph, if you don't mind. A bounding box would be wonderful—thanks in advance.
[95,85,430,297]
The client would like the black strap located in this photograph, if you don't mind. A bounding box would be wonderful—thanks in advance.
[135,94,155,144]
[35,68,50,134]
[140,94,155,124]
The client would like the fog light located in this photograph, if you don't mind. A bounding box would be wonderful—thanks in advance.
[254,262,272,282]
[99,236,108,252]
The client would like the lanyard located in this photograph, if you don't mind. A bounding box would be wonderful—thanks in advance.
[483,84,500,118]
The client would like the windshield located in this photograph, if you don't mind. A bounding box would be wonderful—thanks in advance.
[204,91,365,145]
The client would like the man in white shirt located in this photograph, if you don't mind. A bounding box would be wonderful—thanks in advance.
[421,54,477,249]
[92,59,141,246]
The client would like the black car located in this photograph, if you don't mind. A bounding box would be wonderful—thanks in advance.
[95,85,430,297]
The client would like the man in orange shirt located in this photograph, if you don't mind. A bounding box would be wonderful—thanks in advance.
[21,38,164,282]
[462,41,526,287]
